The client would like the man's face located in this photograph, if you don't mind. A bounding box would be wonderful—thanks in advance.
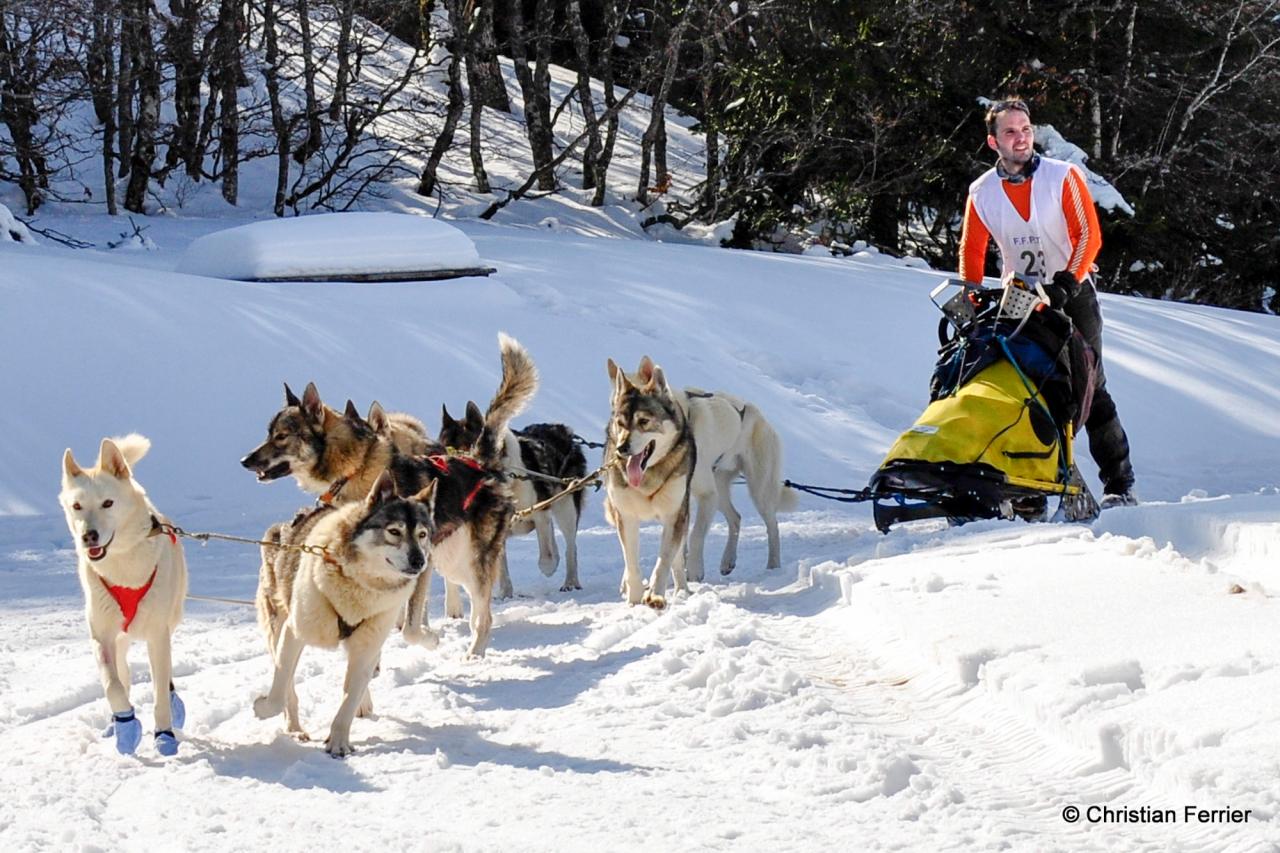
[987,108,1034,171]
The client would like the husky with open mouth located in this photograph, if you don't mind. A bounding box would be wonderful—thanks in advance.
[59,435,189,756]
[604,357,796,608]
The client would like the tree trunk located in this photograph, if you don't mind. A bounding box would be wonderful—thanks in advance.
[330,0,355,120]
[636,8,689,204]
[467,0,509,111]
[262,0,290,215]
[216,0,240,204]
[116,16,134,178]
[507,0,555,191]
[163,0,204,179]
[590,0,629,206]
[567,0,600,190]
[417,0,465,198]
[123,0,160,212]
[699,24,718,215]
[294,0,323,163]
[0,15,48,213]
[91,1,119,214]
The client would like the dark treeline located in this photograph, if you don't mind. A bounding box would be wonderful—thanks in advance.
[1,0,1276,309]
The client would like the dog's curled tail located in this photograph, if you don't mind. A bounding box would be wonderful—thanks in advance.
[110,433,152,466]
[477,333,539,466]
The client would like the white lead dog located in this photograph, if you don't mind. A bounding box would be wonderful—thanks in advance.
[59,435,188,756]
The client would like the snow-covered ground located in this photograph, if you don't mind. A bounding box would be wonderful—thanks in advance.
[2,207,1279,851]
[3,8,1280,846]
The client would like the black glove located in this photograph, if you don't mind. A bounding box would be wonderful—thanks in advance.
[1044,270,1079,309]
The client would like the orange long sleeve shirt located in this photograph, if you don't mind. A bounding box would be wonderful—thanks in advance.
[958,166,1101,284]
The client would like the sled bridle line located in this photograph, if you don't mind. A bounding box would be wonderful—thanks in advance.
[511,461,610,521]
[151,519,336,560]
[149,519,335,607]
[782,480,876,504]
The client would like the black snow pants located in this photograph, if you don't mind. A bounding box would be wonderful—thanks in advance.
[1065,279,1135,494]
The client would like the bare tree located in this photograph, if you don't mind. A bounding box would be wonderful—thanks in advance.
[636,2,692,204]
[589,0,630,206]
[417,0,466,199]
[566,0,600,190]
[162,0,205,180]
[506,0,555,191]
[122,0,161,212]
[467,0,508,111]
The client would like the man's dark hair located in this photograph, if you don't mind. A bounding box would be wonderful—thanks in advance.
[985,98,1031,135]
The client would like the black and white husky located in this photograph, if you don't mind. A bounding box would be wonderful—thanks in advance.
[440,405,587,591]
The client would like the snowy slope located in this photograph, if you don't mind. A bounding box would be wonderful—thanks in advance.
[2,213,1280,852]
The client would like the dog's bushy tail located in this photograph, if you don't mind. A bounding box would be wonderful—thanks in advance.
[476,333,539,467]
[744,410,799,514]
[256,523,286,659]
[110,434,151,466]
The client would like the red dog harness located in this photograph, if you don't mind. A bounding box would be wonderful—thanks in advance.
[427,454,492,511]
[100,568,157,633]
[98,526,176,632]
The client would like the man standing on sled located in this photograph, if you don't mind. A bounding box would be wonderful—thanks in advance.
[958,97,1137,509]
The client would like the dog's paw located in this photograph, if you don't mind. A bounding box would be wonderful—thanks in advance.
[719,561,735,576]
[154,730,178,757]
[169,690,186,730]
[112,710,142,755]
[288,729,311,742]
[404,625,440,649]
[324,733,354,758]
[642,593,667,611]
[559,579,582,592]
[356,693,374,719]
[538,555,559,577]
[252,695,281,720]
[687,565,706,583]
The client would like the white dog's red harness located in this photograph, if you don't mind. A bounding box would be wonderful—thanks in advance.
[100,568,157,632]
[99,527,176,632]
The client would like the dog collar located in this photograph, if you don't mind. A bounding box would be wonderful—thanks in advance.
[100,567,158,632]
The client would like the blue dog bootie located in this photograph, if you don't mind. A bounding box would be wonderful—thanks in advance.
[154,729,178,756]
[112,709,142,755]
[169,689,186,730]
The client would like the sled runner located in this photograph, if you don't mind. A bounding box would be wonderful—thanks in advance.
[868,275,1101,533]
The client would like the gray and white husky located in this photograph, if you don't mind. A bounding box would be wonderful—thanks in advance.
[604,356,796,608]
[253,472,436,757]
[59,435,188,756]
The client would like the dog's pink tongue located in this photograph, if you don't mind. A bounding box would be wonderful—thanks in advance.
[88,546,105,560]
[626,453,646,487]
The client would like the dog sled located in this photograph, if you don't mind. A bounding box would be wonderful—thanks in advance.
[866,274,1101,533]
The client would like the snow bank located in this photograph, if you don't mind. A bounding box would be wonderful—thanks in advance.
[0,202,36,244]
[175,212,485,281]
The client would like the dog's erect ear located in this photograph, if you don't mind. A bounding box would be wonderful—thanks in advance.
[366,470,397,507]
[609,358,633,395]
[62,448,83,483]
[284,382,302,408]
[651,365,669,393]
[441,404,455,430]
[343,399,362,423]
[98,438,132,480]
[636,356,655,388]
[464,401,484,433]
[301,382,324,424]
[413,480,437,510]
[367,401,388,434]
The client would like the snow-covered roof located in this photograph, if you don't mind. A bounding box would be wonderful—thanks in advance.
[175,212,489,281]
